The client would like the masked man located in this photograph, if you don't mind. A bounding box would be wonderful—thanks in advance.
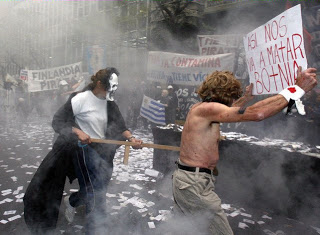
[24,67,142,235]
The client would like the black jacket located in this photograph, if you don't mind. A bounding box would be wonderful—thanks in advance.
[23,92,128,234]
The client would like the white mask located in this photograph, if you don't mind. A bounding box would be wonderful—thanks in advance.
[106,73,118,101]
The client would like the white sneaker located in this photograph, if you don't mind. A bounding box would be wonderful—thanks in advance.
[64,195,75,223]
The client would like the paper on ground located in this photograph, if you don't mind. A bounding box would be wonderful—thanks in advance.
[148,222,156,229]
[4,210,16,215]
[238,222,249,229]
[229,211,240,217]
[8,215,21,221]
[243,219,255,224]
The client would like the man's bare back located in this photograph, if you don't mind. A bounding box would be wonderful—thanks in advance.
[180,102,220,170]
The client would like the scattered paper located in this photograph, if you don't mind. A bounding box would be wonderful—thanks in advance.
[15,193,24,199]
[8,215,21,221]
[229,211,240,217]
[145,169,160,177]
[138,208,148,213]
[146,201,155,207]
[148,190,156,195]
[129,184,143,190]
[238,222,249,229]
[0,198,13,204]
[243,219,255,224]
[221,204,231,210]
[13,186,23,195]
[2,192,12,196]
[148,222,156,229]
[150,215,163,221]
[1,189,12,193]
[262,215,272,220]
[240,212,252,218]
[4,210,16,215]
[11,176,18,182]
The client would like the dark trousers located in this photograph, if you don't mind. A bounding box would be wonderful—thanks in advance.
[70,145,113,235]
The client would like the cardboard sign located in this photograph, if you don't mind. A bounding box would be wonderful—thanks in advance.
[244,5,307,95]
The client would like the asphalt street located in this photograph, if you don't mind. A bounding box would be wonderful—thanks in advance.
[0,116,319,235]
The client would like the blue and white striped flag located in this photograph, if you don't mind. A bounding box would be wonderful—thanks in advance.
[140,95,166,125]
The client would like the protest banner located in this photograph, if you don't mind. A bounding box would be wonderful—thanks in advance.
[244,4,307,95]
[197,34,247,80]
[26,62,82,92]
[147,51,235,86]
[197,34,243,56]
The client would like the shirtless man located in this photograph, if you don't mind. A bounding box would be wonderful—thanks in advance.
[173,67,317,235]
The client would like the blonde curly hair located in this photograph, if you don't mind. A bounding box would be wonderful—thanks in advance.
[197,71,242,106]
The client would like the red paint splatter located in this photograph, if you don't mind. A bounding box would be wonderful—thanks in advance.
[288,87,296,93]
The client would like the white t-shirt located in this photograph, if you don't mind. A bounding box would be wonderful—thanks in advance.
[71,90,108,139]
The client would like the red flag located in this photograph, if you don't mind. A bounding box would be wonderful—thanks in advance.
[286,1,313,55]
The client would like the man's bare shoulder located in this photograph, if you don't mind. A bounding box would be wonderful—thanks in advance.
[185,102,230,125]
[191,102,228,115]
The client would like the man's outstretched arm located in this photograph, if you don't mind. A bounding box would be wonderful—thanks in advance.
[199,67,318,123]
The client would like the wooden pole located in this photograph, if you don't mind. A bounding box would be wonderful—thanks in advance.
[123,145,130,165]
[90,138,180,165]
[91,138,180,151]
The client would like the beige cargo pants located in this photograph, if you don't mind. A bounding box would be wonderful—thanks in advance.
[173,168,234,235]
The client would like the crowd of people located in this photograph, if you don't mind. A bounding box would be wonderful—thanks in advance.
[0,74,88,121]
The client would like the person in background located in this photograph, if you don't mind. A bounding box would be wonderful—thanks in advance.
[154,84,162,101]
[24,67,143,235]
[15,80,29,119]
[58,80,71,101]
[166,85,179,125]
[29,92,45,117]
[173,67,317,235]
[159,89,169,105]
